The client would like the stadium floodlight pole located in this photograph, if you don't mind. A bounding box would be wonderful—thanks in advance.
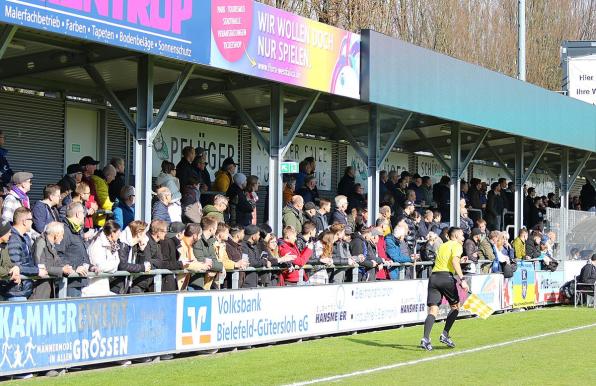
[518,0,526,81]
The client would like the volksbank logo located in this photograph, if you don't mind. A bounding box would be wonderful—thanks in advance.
[180,296,212,346]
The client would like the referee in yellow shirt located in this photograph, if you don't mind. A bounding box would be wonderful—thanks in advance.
[420,227,469,351]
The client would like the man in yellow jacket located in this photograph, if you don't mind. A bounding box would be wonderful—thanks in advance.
[213,157,237,193]
[512,228,528,259]
[90,165,116,227]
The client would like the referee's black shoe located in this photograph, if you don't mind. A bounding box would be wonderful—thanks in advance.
[440,333,456,348]
[420,338,433,351]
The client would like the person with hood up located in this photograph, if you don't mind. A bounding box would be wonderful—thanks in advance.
[226,173,246,225]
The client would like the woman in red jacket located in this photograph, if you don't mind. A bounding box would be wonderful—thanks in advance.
[278,225,313,285]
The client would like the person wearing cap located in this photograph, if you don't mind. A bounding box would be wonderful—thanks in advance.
[58,164,82,212]
[79,155,100,198]
[1,171,33,224]
[31,184,61,234]
[226,172,246,225]
[0,220,20,297]
[213,157,237,193]
[7,207,49,300]
[241,224,268,288]
[31,221,73,299]
[175,146,200,189]
[303,202,317,223]
[282,195,304,232]
[0,130,14,191]
[113,185,136,229]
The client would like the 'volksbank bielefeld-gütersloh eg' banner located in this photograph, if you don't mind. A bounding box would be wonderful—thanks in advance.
[0,276,516,375]
[0,0,360,99]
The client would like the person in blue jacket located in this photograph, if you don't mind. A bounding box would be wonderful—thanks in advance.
[385,225,416,280]
[113,186,136,229]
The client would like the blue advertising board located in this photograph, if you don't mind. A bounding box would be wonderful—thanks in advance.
[0,293,176,375]
[0,0,210,64]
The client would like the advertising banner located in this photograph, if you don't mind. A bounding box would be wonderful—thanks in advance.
[512,261,537,308]
[346,146,409,192]
[0,294,176,375]
[535,270,565,305]
[0,0,210,64]
[152,119,238,178]
[176,280,428,351]
[417,156,449,180]
[251,132,332,189]
[502,278,514,309]
[210,0,360,99]
[568,55,596,105]
[470,274,503,312]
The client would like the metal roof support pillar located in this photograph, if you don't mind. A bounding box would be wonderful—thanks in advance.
[327,111,367,165]
[484,143,514,180]
[280,92,320,156]
[449,124,461,227]
[569,152,592,187]
[522,142,548,184]
[269,84,284,236]
[367,105,380,226]
[378,113,411,166]
[134,55,154,223]
[559,148,569,260]
[514,138,524,234]
[0,25,17,60]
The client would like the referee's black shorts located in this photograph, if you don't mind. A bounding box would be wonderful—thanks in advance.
[427,272,459,306]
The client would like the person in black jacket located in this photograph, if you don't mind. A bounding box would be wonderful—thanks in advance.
[331,195,349,228]
[176,146,200,189]
[578,256,596,295]
[242,225,268,288]
[337,167,356,197]
[297,176,320,206]
[55,202,93,297]
[525,231,542,260]
[486,182,505,231]
[433,176,451,222]
[348,183,367,212]
[113,221,153,294]
[580,180,595,211]
[329,223,357,283]
[350,227,384,281]
[0,131,14,190]
[312,198,331,234]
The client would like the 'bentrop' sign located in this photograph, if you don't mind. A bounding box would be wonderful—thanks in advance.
[0,0,211,63]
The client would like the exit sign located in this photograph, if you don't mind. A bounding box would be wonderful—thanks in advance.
[71,144,81,153]
[280,161,298,174]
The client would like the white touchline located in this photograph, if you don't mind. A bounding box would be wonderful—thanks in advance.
[285,322,596,386]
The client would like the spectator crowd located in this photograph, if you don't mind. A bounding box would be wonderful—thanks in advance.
[0,135,594,301]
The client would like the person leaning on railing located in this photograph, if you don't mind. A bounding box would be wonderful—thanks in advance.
[31,221,73,299]
[241,224,268,288]
[512,228,528,260]
[6,207,49,301]
[278,225,312,286]
[192,217,223,290]
[113,220,153,294]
